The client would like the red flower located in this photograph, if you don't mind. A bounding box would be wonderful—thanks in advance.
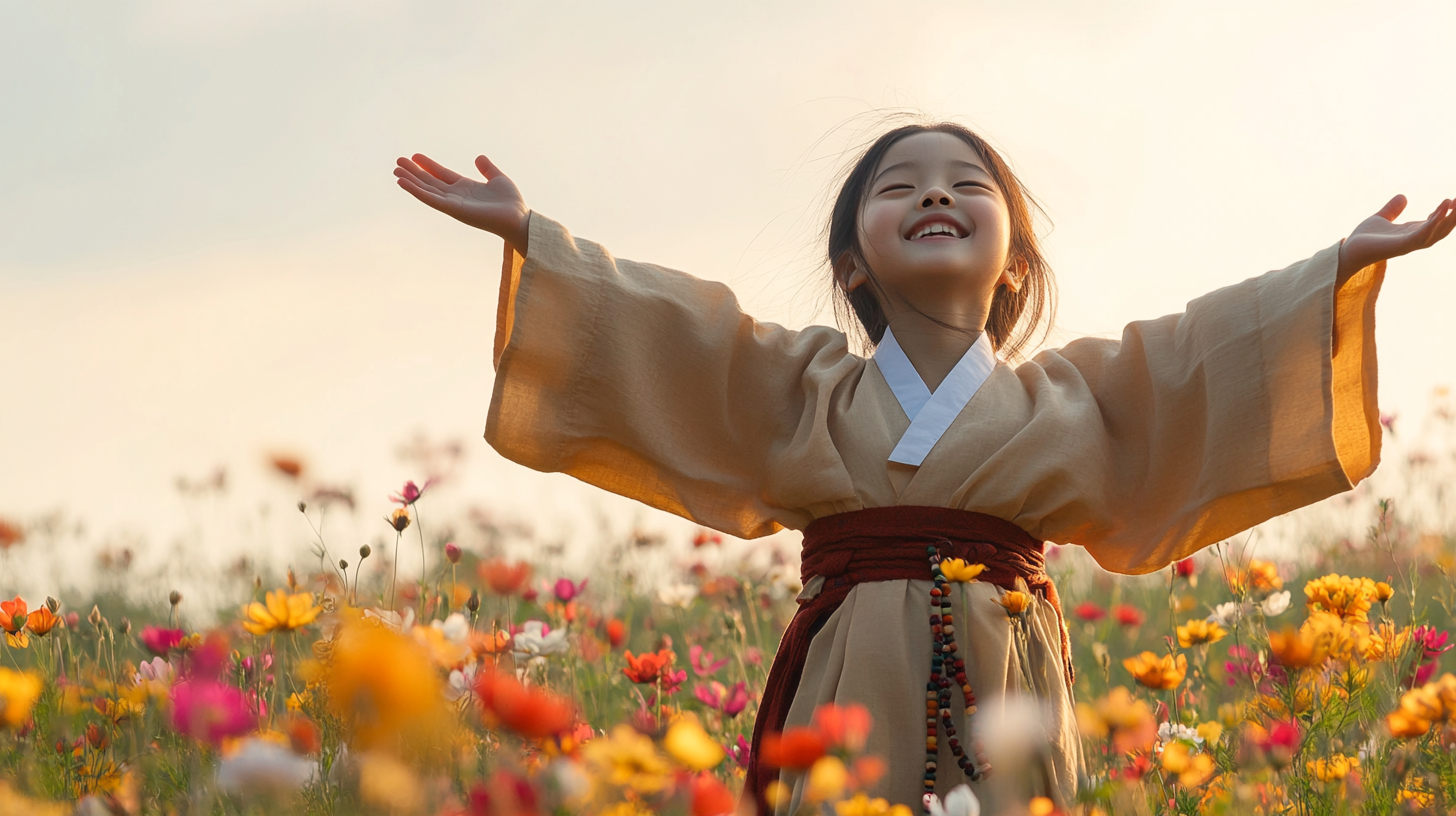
[1113,604,1146,627]
[623,649,675,684]
[1074,602,1107,622]
[479,559,532,596]
[474,669,575,739]
[812,702,872,753]
[140,626,186,657]
[605,618,627,649]
[0,518,23,550]
[1174,558,1196,578]
[760,726,826,770]
[692,530,723,548]
[691,772,735,816]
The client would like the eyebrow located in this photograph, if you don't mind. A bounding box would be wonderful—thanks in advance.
[872,159,991,188]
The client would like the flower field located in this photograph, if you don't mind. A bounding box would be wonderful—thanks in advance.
[1,406,1455,815]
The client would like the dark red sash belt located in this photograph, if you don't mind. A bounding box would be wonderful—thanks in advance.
[744,506,1073,815]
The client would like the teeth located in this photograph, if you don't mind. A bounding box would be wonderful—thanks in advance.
[912,222,963,239]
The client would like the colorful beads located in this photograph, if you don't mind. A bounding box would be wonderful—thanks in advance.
[924,545,986,794]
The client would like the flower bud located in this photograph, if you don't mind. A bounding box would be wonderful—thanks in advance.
[339,559,349,571]
[297,501,307,513]
[46,597,60,614]
[359,544,372,559]
[118,617,131,635]
[445,542,462,564]
[65,612,79,629]
[388,508,411,532]
[169,590,182,606]
[1376,581,1394,604]
[466,589,480,613]
[88,605,102,626]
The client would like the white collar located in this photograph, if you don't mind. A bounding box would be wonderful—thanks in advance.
[873,327,998,467]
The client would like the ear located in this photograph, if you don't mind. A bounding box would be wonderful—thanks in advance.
[997,257,1028,293]
[833,252,869,293]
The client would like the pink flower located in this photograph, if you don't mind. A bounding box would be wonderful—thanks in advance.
[445,543,462,564]
[727,734,751,769]
[552,578,588,603]
[660,668,687,695]
[1413,625,1454,661]
[170,680,256,744]
[695,680,751,717]
[389,478,436,506]
[689,645,730,677]
[1380,413,1397,434]
[745,647,763,667]
[140,626,186,657]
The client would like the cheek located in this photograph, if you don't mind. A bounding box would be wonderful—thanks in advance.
[858,204,903,256]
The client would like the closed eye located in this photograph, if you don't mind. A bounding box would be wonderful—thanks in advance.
[954,181,991,191]
[876,184,915,195]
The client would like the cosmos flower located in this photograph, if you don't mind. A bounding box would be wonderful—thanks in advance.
[657,583,699,608]
[995,590,1033,617]
[939,559,986,583]
[0,668,42,728]
[1261,590,1292,617]
[140,626,187,657]
[1176,619,1227,648]
[553,577,588,603]
[1113,604,1146,627]
[242,590,322,636]
[512,620,568,665]
[216,738,316,796]
[1123,652,1187,689]
[1074,602,1106,622]
[24,608,59,638]
[473,669,575,738]
[761,726,826,770]
[479,558,532,596]
[170,680,257,745]
[923,784,981,816]
[623,649,675,685]
[689,645,729,677]
[582,725,672,794]
[0,598,29,648]
[389,478,435,506]
[663,715,725,770]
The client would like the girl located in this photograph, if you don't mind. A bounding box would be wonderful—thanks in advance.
[393,123,1455,814]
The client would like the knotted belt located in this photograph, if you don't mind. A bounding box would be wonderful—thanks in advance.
[744,506,1073,815]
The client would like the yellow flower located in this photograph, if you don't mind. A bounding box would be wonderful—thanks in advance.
[1375,581,1394,603]
[1176,619,1227,648]
[805,756,848,803]
[1300,611,1366,662]
[0,781,68,816]
[583,725,671,794]
[358,752,424,814]
[1304,574,1377,623]
[663,715,724,770]
[242,590,322,635]
[1195,722,1223,745]
[1226,559,1283,595]
[1360,621,1409,662]
[939,559,986,583]
[1160,741,1216,787]
[0,668,42,728]
[836,794,910,816]
[764,782,792,811]
[1307,754,1359,781]
[995,590,1033,617]
[1123,652,1187,690]
[387,508,411,532]
[1029,798,1056,816]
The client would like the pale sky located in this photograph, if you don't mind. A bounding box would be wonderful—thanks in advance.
[3,2,1454,596]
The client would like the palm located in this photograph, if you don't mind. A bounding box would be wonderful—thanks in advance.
[394,154,530,246]
[1341,195,1456,273]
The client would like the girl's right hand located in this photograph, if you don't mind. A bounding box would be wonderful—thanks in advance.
[394,154,532,253]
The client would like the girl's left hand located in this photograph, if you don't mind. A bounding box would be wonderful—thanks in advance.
[1339,195,1456,283]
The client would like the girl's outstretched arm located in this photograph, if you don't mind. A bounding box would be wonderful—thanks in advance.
[394,154,532,253]
[1337,194,1456,286]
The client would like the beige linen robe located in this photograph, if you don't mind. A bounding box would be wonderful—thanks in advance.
[486,214,1384,813]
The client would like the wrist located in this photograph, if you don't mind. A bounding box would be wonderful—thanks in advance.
[507,208,532,255]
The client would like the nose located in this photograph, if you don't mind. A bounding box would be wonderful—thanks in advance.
[920,187,953,208]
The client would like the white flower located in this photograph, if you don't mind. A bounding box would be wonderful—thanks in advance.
[363,607,415,633]
[1207,602,1241,628]
[133,657,174,687]
[923,784,981,816]
[216,738,315,797]
[433,612,471,645]
[1157,721,1203,745]
[446,663,479,702]
[1357,736,1380,762]
[1261,590,1292,617]
[657,583,699,608]
[512,620,568,665]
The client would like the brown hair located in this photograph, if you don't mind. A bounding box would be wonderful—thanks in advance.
[827,122,1055,361]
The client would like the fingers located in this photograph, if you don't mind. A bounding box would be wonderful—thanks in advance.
[412,153,464,185]
[396,176,458,215]
[395,158,451,193]
[475,155,506,181]
[1375,194,1407,222]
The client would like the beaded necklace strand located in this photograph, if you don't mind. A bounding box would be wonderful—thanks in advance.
[924,544,990,800]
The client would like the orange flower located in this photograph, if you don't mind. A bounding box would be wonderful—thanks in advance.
[0,598,29,648]
[479,558,532,596]
[622,649,675,684]
[761,726,827,770]
[269,454,304,479]
[1268,627,1323,669]
[1122,652,1187,690]
[996,591,1034,617]
[470,630,512,656]
[812,703,873,753]
[25,608,59,638]
[0,518,23,550]
[473,669,575,739]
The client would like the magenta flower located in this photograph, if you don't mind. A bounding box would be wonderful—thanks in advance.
[389,478,436,506]
[170,680,257,744]
[1413,625,1454,661]
[727,734,751,769]
[689,645,730,677]
[445,542,462,564]
[552,578,588,603]
[660,668,687,695]
[1380,412,1397,434]
[694,682,725,709]
[140,626,186,657]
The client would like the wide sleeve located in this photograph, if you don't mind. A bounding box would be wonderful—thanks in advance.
[1024,242,1384,575]
[486,213,861,539]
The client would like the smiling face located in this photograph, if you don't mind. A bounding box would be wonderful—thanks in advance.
[839,130,1018,325]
